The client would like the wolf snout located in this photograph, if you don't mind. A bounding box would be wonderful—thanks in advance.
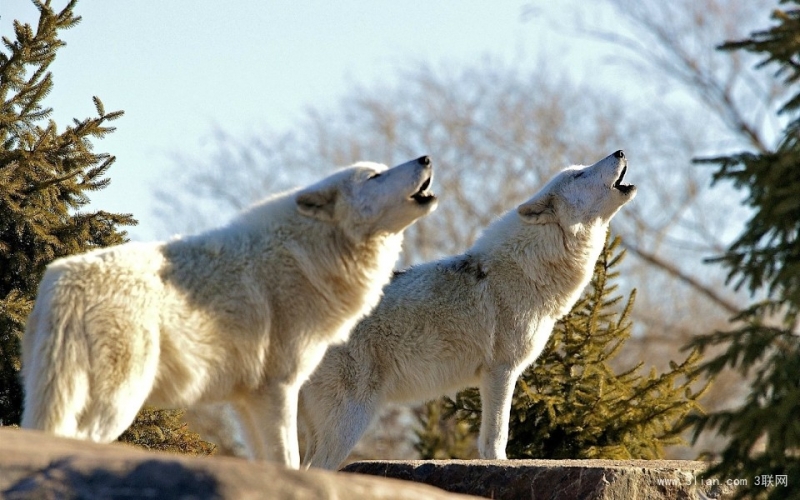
[614,150,625,159]
[417,155,431,166]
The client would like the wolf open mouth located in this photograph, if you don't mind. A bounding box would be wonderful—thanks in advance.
[411,176,436,204]
[613,166,635,195]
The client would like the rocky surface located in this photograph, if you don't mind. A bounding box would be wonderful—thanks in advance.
[1,428,739,499]
[0,428,475,499]
[343,459,736,500]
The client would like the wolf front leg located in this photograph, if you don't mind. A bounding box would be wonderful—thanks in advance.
[238,380,302,468]
[478,364,519,460]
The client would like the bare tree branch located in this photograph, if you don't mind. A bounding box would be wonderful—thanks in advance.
[623,241,739,315]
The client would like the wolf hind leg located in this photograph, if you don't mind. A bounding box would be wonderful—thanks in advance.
[77,376,155,443]
[65,315,161,443]
[23,332,156,444]
[306,396,376,471]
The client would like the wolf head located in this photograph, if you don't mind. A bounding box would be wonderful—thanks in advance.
[295,156,438,239]
[517,150,636,227]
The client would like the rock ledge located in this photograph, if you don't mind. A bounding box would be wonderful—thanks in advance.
[343,459,735,499]
[0,428,472,499]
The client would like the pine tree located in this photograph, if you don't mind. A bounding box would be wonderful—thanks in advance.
[1,1,216,456]
[683,3,800,499]
[417,235,707,459]
[0,0,135,425]
[415,399,478,460]
[118,407,216,456]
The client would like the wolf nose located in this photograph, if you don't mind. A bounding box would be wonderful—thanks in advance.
[417,156,431,166]
[614,150,625,159]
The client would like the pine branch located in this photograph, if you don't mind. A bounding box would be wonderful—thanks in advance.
[0,0,135,427]
[23,167,82,194]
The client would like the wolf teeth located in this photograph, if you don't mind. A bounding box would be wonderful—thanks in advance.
[411,176,434,203]
[614,166,627,187]
[412,191,436,204]
[613,166,635,194]
[417,177,431,194]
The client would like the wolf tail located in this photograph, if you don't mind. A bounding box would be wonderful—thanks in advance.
[20,269,90,437]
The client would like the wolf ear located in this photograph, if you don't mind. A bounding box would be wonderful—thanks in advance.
[296,187,338,221]
[517,194,557,224]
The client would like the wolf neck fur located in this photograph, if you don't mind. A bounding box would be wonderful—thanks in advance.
[475,214,607,318]
[285,221,401,315]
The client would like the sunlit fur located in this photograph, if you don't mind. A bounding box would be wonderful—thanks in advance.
[298,152,636,469]
[21,158,437,469]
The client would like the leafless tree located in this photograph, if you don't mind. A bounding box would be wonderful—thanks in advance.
[153,0,779,460]
[526,0,783,457]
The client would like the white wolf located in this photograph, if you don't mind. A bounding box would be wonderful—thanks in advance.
[299,150,636,469]
[21,156,438,468]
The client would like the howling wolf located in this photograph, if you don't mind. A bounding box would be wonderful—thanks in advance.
[21,157,437,468]
[299,151,635,469]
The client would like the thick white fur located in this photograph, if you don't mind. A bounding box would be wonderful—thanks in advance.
[299,151,637,469]
[21,157,437,469]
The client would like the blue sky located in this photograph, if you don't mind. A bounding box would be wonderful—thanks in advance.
[2,1,622,240]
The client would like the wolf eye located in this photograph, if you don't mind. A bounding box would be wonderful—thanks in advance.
[369,173,382,180]
[574,171,585,179]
